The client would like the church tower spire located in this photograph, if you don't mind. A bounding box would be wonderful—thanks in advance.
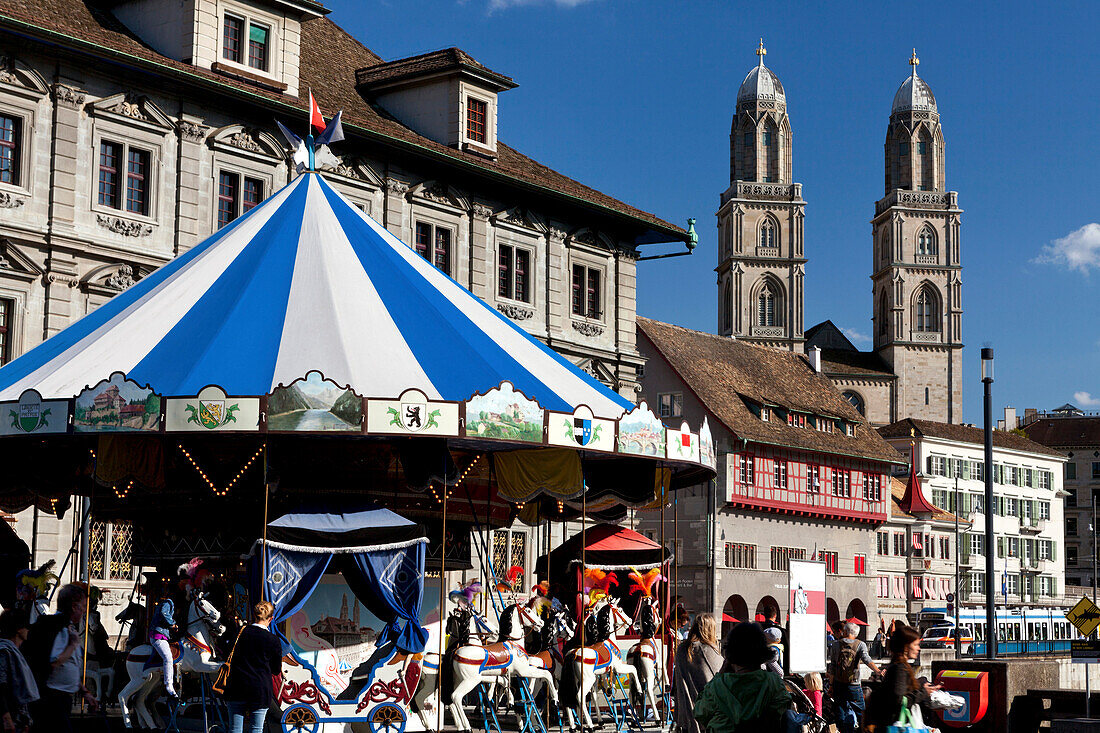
[872,52,963,422]
[717,40,805,351]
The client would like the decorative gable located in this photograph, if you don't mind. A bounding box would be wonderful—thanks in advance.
[90,93,174,133]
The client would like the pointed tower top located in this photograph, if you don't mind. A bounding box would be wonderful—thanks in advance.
[910,48,920,75]
[756,38,767,66]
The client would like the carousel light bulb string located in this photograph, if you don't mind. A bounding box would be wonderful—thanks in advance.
[430,453,481,503]
[178,443,266,497]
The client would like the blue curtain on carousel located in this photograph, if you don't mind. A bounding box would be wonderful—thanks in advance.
[340,541,428,653]
[248,546,333,625]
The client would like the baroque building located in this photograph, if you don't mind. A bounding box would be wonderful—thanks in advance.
[0,0,688,623]
[716,41,806,352]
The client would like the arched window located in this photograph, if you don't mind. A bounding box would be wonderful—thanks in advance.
[877,291,889,336]
[722,280,732,332]
[917,226,937,256]
[878,230,889,266]
[758,283,777,326]
[914,286,940,332]
[760,217,777,249]
[843,391,865,416]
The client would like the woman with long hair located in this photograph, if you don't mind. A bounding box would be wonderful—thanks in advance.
[863,623,939,730]
[673,613,723,733]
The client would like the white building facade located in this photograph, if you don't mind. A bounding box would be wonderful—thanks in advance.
[879,419,1067,609]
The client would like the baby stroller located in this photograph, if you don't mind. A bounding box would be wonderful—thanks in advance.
[783,674,830,733]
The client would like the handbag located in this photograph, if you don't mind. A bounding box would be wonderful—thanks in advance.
[887,696,934,733]
[211,627,245,695]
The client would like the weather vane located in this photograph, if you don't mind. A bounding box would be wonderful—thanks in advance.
[276,89,344,173]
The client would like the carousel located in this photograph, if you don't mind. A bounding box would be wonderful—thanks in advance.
[0,124,714,733]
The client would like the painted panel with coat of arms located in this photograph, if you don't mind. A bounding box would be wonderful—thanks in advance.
[0,390,69,435]
[365,388,459,436]
[547,405,615,452]
[665,421,700,463]
[165,386,260,432]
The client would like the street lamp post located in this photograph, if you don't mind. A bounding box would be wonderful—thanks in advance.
[955,476,961,660]
[982,347,996,660]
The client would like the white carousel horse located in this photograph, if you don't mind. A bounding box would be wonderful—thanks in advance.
[565,599,646,731]
[81,610,115,706]
[411,603,497,729]
[118,592,225,729]
[626,596,665,723]
[449,600,557,732]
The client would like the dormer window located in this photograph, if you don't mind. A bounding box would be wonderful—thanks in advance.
[223,15,269,72]
[467,98,487,145]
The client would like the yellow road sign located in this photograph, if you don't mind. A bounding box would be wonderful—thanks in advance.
[1066,596,1100,637]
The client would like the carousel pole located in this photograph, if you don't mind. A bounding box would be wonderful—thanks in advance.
[262,449,270,604]
[436,450,449,733]
[660,468,669,724]
[81,536,92,714]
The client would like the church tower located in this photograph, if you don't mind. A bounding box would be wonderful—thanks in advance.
[871,51,962,423]
[717,40,806,351]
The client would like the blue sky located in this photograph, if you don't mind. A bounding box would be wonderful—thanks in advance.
[326,0,1100,423]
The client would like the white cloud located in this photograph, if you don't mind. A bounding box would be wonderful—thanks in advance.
[1074,391,1100,407]
[1034,223,1100,274]
[842,327,871,344]
[487,0,597,11]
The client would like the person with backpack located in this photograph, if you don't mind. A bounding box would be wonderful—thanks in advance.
[24,583,98,733]
[828,621,881,733]
[693,622,791,733]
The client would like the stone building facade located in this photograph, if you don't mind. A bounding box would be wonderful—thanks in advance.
[716,42,805,352]
[0,0,688,621]
[636,317,904,640]
[711,48,968,427]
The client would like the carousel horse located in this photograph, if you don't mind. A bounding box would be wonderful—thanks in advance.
[564,599,645,731]
[118,591,225,730]
[526,600,576,707]
[627,569,666,721]
[449,599,556,732]
[412,598,497,729]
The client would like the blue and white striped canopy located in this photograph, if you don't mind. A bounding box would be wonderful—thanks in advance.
[0,173,632,419]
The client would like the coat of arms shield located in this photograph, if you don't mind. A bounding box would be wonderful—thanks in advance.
[400,401,427,431]
[574,417,593,446]
[199,400,225,429]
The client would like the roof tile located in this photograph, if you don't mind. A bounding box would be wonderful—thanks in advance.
[879,418,1066,459]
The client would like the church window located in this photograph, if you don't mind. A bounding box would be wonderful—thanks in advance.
[843,391,865,416]
[760,218,777,249]
[415,222,452,275]
[917,227,937,256]
[763,131,773,148]
[877,292,888,336]
[0,114,21,186]
[899,141,909,156]
[722,280,732,331]
[915,286,940,332]
[918,141,928,155]
[925,387,930,405]
[743,132,752,149]
[757,283,777,326]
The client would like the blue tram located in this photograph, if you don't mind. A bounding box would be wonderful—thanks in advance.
[916,605,1080,655]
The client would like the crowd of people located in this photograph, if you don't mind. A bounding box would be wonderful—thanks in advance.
[0,557,286,733]
[670,612,942,733]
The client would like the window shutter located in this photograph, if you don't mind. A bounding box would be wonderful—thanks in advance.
[927,456,933,474]
[997,537,1005,558]
[1051,542,1057,561]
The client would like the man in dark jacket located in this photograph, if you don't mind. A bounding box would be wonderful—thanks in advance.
[221,600,283,733]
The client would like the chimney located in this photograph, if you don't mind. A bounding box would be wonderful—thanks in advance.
[809,346,822,373]
[1003,406,1017,430]
[1024,408,1038,425]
